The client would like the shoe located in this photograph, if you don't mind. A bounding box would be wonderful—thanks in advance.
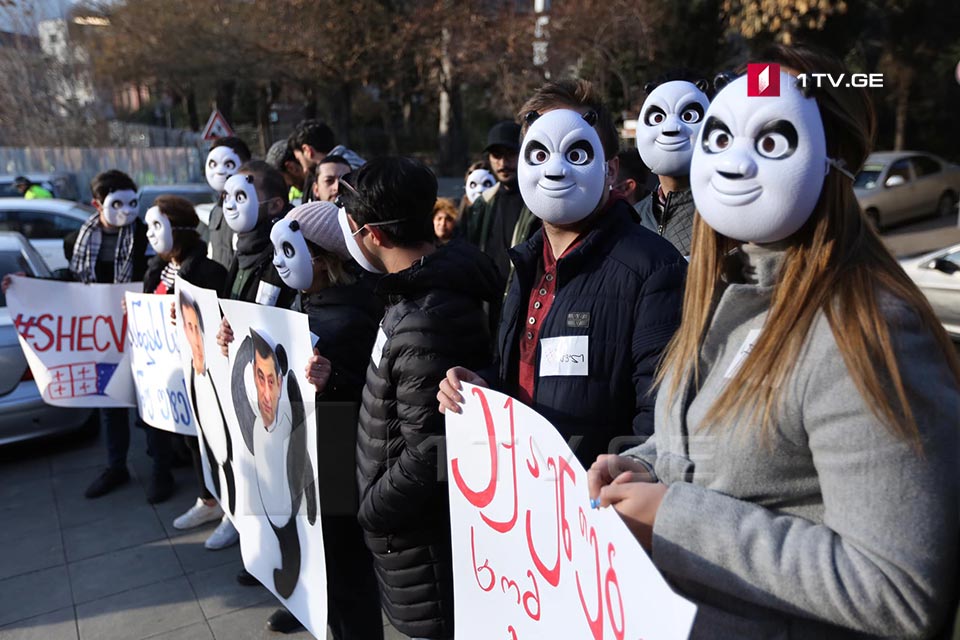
[146,472,176,504]
[204,516,239,550]
[266,607,302,634]
[84,467,130,499]
[236,568,259,586]
[173,498,223,530]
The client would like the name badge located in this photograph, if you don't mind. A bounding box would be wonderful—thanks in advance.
[539,335,588,377]
[255,282,281,307]
[724,328,762,379]
[370,327,388,367]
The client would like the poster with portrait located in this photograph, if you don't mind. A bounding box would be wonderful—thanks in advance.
[6,276,138,408]
[218,298,327,639]
[446,383,697,640]
[125,292,195,434]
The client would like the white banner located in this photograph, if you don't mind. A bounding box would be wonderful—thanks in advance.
[125,292,196,434]
[7,276,138,407]
[446,383,696,640]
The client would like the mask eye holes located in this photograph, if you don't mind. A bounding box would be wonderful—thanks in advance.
[111,200,122,209]
[224,160,236,171]
[644,106,666,126]
[679,103,704,124]
[754,120,799,160]
[152,221,162,231]
[282,242,295,259]
[207,159,217,169]
[130,199,138,208]
[525,141,550,166]
[564,140,594,166]
[702,117,733,154]
[482,179,494,188]
[468,181,478,189]
[235,190,248,204]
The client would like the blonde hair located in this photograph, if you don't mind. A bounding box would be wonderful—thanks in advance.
[306,242,356,287]
[434,197,459,221]
[657,44,960,447]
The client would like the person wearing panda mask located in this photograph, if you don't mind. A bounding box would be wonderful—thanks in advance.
[438,79,687,471]
[587,46,960,639]
[634,78,711,255]
[205,136,251,269]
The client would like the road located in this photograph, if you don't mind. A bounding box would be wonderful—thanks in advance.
[880,209,960,257]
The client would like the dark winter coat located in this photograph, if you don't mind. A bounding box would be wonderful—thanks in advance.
[63,218,150,283]
[206,202,235,269]
[224,213,297,308]
[142,242,228,295]
[355,243,500,639]
[635,187,696,256]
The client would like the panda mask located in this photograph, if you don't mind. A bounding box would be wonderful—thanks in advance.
[637,80,710,178]
[690,71,831,244]
[222,173,260,233]
[518,109,607,226]
[101,190,138,227]
[206,146,241,193]
[465,169,496,204]
[271,220,313,291]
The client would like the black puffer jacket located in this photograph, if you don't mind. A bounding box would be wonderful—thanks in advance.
[356,243,499,639]
[142,243,228,295]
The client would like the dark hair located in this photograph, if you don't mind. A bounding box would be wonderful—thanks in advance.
[251,329,283,376]
[518,79,619,160]
[153,195,201,263]
[289,120,335,155]
[341,157,437,248]
[178,289,203,333]
[91,169,137,203]
[643,70,712,98]
[14,176,30,187]
[210,136,252,162]
[239,160,288,204]
[616,148,651,185]
[319,155,351,171]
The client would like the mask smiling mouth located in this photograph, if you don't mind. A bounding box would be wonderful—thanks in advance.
[537,181,576,196]
[655,137,689,151]
[709,178,763,206]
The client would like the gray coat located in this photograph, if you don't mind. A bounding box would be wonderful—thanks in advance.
[635,188,695,256]
[626,243,959,639]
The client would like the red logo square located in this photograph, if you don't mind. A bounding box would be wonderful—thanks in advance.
[747,63,780,97]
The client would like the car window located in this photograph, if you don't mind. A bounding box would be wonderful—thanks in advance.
[886,159,911,184]
[0,211,21,233]
[19,211,85,239]
[0,249,31,307]
[945,250,960,268]
[911,156,942,178]
[854,166,883,189]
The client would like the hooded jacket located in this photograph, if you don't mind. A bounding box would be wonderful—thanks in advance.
[356,242,500,639]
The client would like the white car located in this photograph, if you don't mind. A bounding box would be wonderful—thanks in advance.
[900,243,960,340]
[0,198,95,271]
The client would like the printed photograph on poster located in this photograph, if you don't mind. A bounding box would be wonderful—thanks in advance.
[125,292,195,435]
[445,383,697,640]
[219,298,327,639]
[6,275,138,408]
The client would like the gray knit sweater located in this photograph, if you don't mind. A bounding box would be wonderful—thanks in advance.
[627,243,959,639]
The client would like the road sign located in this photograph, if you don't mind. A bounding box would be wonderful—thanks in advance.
[201,110,234,140]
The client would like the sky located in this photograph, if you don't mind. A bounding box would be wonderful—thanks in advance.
[0,0,74,34]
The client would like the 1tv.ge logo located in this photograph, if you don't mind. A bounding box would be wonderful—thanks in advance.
[747,62,884,96]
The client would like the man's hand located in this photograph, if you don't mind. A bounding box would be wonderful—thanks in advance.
[305,349,332,394]
[169,302,177,326]
[598,480,668,551]
[1,272,25,294]
[216,316,234,357]
[587,454,655,503]
[437,366,488,414]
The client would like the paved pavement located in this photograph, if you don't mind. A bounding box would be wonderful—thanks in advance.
[882,210,960,257]
[0,425,408,640]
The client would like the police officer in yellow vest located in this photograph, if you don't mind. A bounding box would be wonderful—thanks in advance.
[14,176,53,199]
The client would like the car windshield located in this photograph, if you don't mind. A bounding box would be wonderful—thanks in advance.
[0,249,32,307]
[854,164,885,189]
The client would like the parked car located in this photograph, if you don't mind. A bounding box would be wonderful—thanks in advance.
[0,232,94,446]
[854,151,960,229]
[900,242,960,341]
[0,172,82,202]
[0,198,95,271]
[136,183,217,219]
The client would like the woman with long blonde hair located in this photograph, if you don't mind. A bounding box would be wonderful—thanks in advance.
[588,45,960,638]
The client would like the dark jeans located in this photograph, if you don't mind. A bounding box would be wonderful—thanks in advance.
[323,515,384,640]
[183,434,214,500]
[141,419,176,478]
[102,407,130,470]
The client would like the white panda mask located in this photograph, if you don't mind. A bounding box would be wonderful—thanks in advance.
[518,109,607,226]
[101,189,138,227]
[270,219,313,291]
[465,169,496,204]
[222,173,260,233]
[145,206,174,255]
[205,146,241,193]
[690,71,829,244]
[336,207,384,274]
[637,81,710,177]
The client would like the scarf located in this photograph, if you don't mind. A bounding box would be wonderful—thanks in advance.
[69,213,136,284]
[235,217,275,269]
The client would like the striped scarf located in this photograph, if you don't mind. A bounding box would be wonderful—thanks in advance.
[69,213,136,284]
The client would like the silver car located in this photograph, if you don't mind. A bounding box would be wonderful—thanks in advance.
[900,242,960,341]
[0,232,94,445]
[0,198,95,271]
[854,152,960,229]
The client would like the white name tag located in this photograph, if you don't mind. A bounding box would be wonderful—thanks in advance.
[370,327,388,367]
[255,282,281,307]
[539,335,588,377]
[724,328,762,379]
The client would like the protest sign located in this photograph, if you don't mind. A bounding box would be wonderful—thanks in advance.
[446,383,697,640]
[125,292,195,434]
[7,276,138,407]
[218,298,327,639]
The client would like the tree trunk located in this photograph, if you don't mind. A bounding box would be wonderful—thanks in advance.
[186,87,200,131]
[331,82,352,147]
[304,87,318,120]
[894,82,910,151]
[256,84,271,156]
[214,80,235,126]
[437,27,468,176]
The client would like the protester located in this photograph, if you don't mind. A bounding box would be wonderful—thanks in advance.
[288,119,365,201]
[437,79,687,469]
[312,155,352,203]
[138,196,227,505]
[587,46,960,638]
[205,136,252,269]
[433,197,458,244]
[13,176,53,199]
[257,200,385,637]
[634,77,711,255]
[614,148,652,210]
[339,157,500,640]
[459,161,495,217]
[266,140,305,206]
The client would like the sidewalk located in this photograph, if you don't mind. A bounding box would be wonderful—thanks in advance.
[0,425,407,640]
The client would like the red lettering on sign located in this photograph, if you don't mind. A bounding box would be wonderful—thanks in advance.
[106,314,127,353]
[452,388,499,508]
[576,526,603,640]
[76,316,93,351]
[56,316,77,352]
[605,544,625,640]
[471,526,495,592]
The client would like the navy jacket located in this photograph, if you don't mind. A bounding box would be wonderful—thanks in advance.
[495,198,686,466]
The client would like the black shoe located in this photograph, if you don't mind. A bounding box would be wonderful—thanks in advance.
[266,607,302,634]
[236,568,259,587]
[146,472,176,504]
[84,467,130,499]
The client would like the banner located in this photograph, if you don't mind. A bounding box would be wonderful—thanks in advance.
[125,292,195,434]
[446,383,697,640]
[7,276,138,407]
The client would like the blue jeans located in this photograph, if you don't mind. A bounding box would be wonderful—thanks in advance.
[101,408,130,470]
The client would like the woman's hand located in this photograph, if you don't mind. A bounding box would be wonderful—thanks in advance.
[216,316,233,357]
[121,298,127,315]
[169,302,177,326]
[587,454,655,503]
[1,272,25,294]
[437,367,488,414]
[598,479,668,551]
[305,349,332,393]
